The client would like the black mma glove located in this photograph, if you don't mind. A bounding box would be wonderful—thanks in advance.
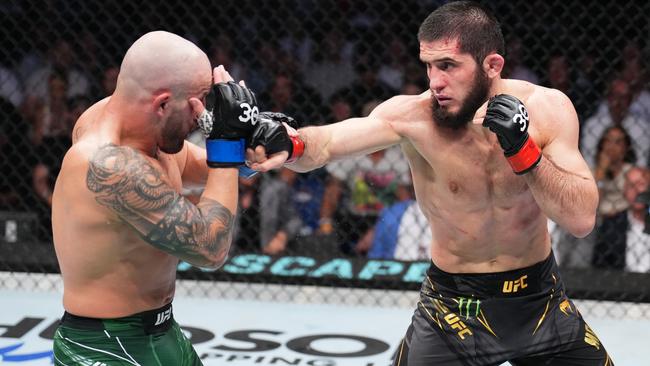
[249,112,305,163]
[197,81,259,168]
[482,94,541,174]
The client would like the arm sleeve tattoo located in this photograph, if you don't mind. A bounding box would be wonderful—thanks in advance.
[86,144,233,267]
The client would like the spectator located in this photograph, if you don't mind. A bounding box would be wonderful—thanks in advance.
[263,74,294,113]
[207,35,246,83]
[100,65,120,98]
[258,169,304,255]
[68,96,92,125]
[260,73,321,123]
[369,198,432,261]
[233,175,262,253]
[76,31,102,78]
[402,61,429,92]
[619,42,650,123]
[245,39,283,95]
[0,63,23,108]
[42,70,72,138]
[303,30,356,102]
[21,69,71,143]
[542,53,589,121]
[501,37,540,84]
[231,170,307,256]
[581,77,649,168]
[278,17,314,73]
[29,95,88,241]
[319,145,412,256]
[0,96,50,240]
[401,81,425,96]
[591,126,636,269]
[335,52,396,115]
[574,52,601,122]
[322,90,353,125]
[291,169,327,237]
[361,99,382,118]
[550,223,596,270]
[594,126,637,212]
[377,36,409,91]
[31,96,91,209]
[22,38,90,101]
[0,98,34,211]
[624,167,650,272]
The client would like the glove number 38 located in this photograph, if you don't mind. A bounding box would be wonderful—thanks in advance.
[512,104,529,132]
[239,103,259,125]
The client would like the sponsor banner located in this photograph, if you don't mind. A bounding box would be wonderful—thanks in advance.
[3,244,650,303]
[177,255,430,290]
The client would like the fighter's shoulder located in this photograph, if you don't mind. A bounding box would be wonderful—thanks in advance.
[72,97,110,144]
[527,85,578,137]
[370,91,430,122]
[85,143,158,172]
[528,84,573,110]
[505,81,577,145]
[64,142,156,179]
[504,80,573,113]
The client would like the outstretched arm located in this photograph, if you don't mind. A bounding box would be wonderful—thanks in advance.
[87,144,237,268]
[249,96,406,173]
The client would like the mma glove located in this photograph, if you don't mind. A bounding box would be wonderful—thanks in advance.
[482,94,541,175]
[197,81,259,168]
[249,112,305,163]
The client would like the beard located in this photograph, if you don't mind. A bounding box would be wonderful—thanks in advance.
[159,109,188,154]
[432,68,490,130]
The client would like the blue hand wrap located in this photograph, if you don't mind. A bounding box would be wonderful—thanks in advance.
[206,139,246,166]
[238,166,259,179]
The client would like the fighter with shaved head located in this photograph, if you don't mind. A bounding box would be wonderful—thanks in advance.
[51,31,260,365]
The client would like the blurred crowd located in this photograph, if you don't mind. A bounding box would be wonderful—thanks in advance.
[0,1,649,273]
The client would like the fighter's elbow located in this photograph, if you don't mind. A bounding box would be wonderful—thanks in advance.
[196,250,229,270]
[568,214,596,238]
[569,187,598,238]
[190,238,231,269]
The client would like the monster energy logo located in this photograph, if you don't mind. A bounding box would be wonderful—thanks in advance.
[458,298,480,319]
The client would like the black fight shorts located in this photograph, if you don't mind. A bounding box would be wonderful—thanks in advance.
[393,253,613,366]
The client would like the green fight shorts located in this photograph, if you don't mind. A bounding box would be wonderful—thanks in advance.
[53,303,202,365]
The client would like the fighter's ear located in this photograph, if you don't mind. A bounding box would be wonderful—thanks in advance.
[153,92,172,117]
[483,53,504,78]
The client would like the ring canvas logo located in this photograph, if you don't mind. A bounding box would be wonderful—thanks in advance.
[0,292,409,366]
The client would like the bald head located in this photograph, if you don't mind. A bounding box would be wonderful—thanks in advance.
[115,31,211,100]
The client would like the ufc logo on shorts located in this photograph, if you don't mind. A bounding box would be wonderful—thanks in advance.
[502,274,528,293]
[154,308,172,326]
[239,102,259,125]
[443,313,473,340]
[512,104,529,132]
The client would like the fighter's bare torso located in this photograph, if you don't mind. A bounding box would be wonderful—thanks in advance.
[52,98,182,317]
[388,80,552,273]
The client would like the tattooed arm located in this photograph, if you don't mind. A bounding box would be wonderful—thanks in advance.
[86,144,237,268]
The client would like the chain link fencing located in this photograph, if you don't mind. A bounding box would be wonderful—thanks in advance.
[1,0,649,318]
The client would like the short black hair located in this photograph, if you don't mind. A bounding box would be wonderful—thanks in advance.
[418,1,505,64]
[596,125,637,165]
